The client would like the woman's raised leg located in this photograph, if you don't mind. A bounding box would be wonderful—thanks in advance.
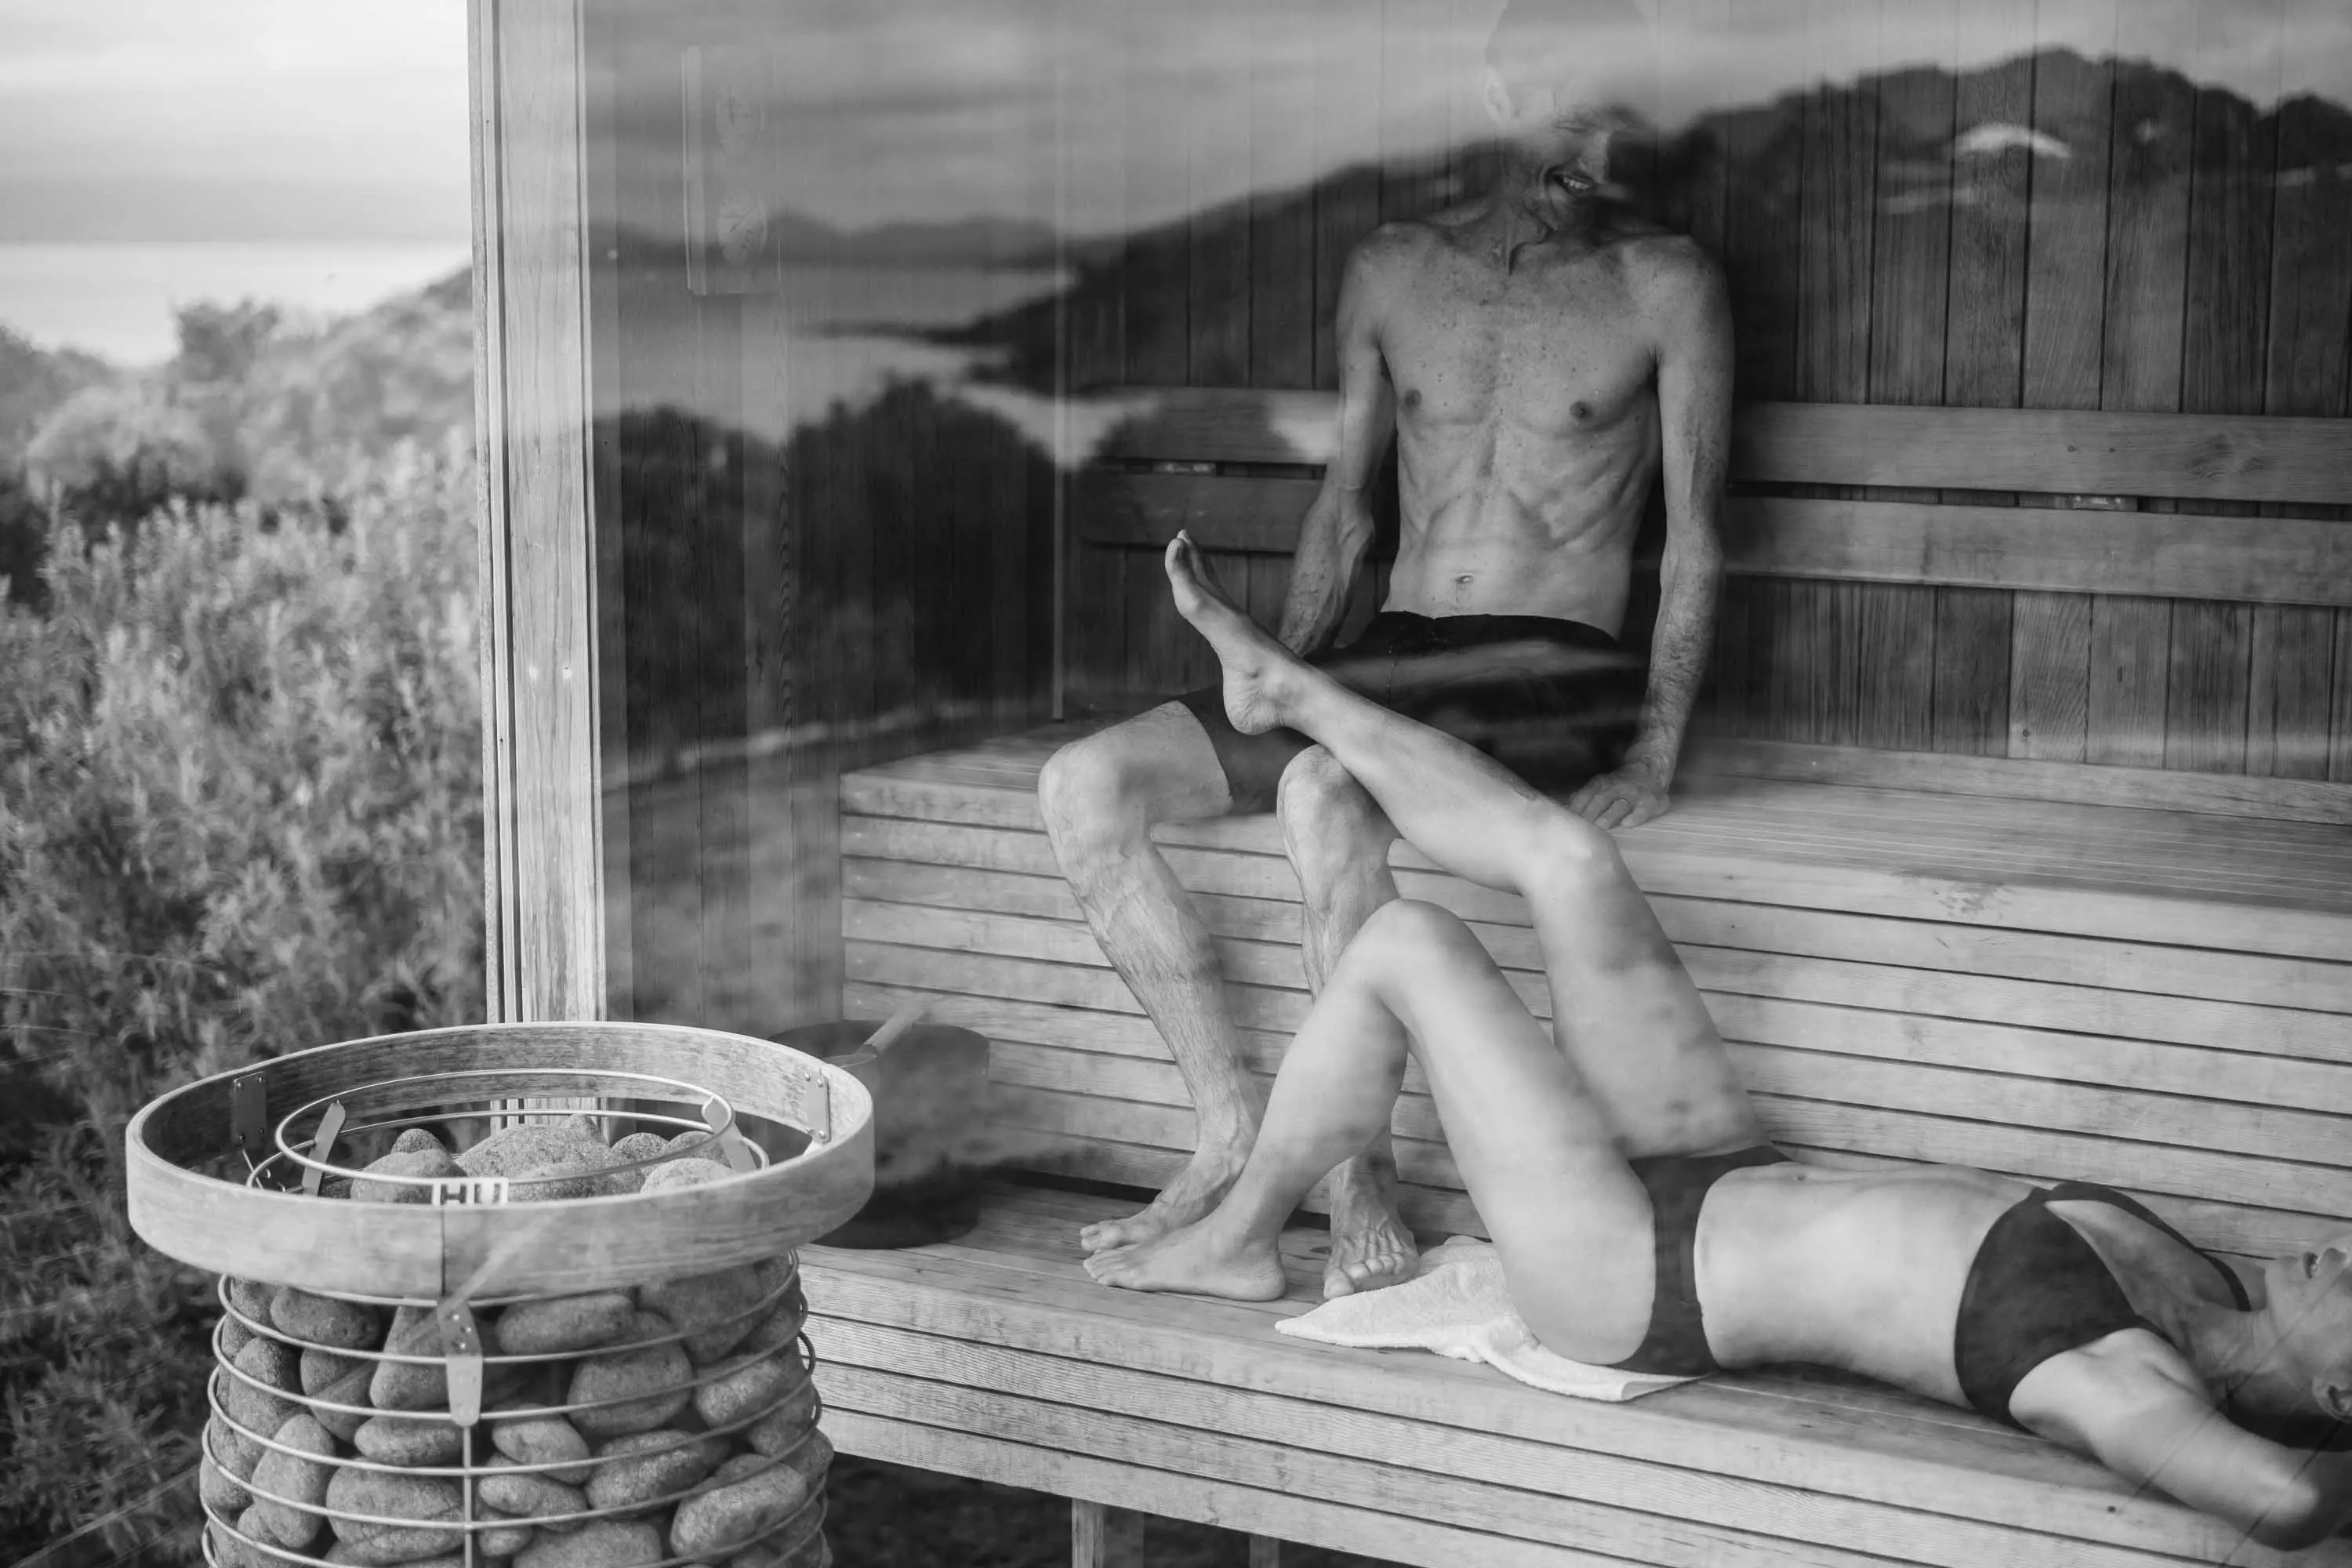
[1163,533,1765,1158]
[1087,899,1659,1363]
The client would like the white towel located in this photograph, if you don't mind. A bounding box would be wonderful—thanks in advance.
[1275,1235,1695,1402]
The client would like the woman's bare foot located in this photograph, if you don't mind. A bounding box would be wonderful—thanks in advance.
[1163,532,1297,736]
[1078,1142,1248,1254]
[1083,1214,1288,1300]
[1322,1156,1421,1298]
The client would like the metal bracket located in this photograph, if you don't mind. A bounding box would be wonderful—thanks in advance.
[299,1101,348,1196]
[434,1299,485,1426]
[230,1073,271,1181]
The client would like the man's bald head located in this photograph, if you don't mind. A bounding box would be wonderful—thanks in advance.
[1483,0,1647,111]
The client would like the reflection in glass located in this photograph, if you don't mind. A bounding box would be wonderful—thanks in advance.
[580,0,2351,1031]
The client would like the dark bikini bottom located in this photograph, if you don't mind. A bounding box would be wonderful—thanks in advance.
[1608,1144,1793,1375]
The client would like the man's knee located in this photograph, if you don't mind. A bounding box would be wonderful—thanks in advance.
[1277,747,1386,865]
[1036,732,1148,866]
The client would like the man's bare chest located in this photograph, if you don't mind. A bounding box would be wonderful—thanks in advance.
[1382,279,1655,439]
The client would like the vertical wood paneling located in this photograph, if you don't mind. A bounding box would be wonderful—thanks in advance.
[2248,608,2337,779]
[2006,593,2091,760]
[2265,0,2352,783]
[1313,0,1385,390]
[1791,0,1880,746]
[2008,13,2115,763]
[1249,9,1318,393]
[2084,8,2193,768]
[1933,12,2031,756]
[1189,42,1252,386]
[2164,9,2280,775]
[1853,0,1953,753]
[2086,597,2173,768]
[1064,2,1131,708]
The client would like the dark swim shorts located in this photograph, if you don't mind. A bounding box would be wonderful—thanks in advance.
[1176,610,1646,814]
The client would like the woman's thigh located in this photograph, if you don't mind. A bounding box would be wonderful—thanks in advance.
[1520,824,1767,1160]
[1362,901,1660,1362]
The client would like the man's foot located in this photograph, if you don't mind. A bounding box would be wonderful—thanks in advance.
[1083,1216,1288,1300]
[1164,532,1296,736]
[1078,1142,1248,1254]
[1322,1156,1420,1299]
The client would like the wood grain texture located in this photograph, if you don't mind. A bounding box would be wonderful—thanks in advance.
[1087,390,2352,506]
[2085,596,2171,768]
[1720,497,2352,604]
[1071,1500,1146,1568]
[476,0,604,1024]
[804,1196,2346,1566]
[128,1022,873,1296]
[1312,0,1384,390]
[2005,592,2090,762]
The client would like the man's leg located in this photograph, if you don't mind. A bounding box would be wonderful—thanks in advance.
[1276,746,1419,1298]
[1038,702,1258,1252]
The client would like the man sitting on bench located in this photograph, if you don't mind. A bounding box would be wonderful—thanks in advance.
[1090,533,2352,1550]
[1038,0,1731,1298]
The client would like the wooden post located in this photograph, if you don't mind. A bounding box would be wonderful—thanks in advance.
[1070,1500,1145,1567]
[469,0,606,1026]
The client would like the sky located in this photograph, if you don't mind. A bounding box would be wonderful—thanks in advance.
[0,0,2346,243]
[0,0,471,241]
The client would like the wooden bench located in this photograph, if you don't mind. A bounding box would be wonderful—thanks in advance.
[800,393,2352,1566]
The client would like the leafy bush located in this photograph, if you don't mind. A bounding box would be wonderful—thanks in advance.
[0,442,485,1561]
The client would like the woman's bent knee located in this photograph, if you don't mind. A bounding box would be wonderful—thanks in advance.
[1345,898,1479,978]
[1518,804,1622,891]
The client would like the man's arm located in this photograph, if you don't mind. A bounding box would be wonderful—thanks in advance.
[2013,1334,2352,1551]
[1569,245,1732,829]
[1278,241,1397,655]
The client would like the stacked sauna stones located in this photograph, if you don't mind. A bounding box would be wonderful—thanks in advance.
[202,1124,831,1568]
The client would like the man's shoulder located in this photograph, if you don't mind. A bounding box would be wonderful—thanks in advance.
[1615,230,1725,299]
[1346,218,1446,274]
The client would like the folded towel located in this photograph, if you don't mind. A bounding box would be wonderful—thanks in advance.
[1275,1235,1695,1402]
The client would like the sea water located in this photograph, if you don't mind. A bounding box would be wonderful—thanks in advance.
[0,241,472,365]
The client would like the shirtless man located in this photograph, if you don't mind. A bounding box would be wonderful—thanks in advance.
[1037,0,1730,1297]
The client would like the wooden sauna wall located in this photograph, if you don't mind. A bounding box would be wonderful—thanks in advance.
[583,3,1058,1031]
[1060,0,2352,782]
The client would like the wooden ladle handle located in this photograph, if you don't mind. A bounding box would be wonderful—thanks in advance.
[863,997,931,1057]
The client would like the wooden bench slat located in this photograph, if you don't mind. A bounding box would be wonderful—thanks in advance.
[1084,388,2352,506]
[972,1021,2352,1172]
[821,1322,2186,1568]
[847,980,2339,1260]
[842,858,2352,1014]
[845,760,2352,890]
[804,1189,2339,1566]
[980,1045,2352,1223]
[1724,497,2352,606]
[829,1411,1639,1568]
[1076,476,2352,608]
[854,741,2352,869]
[843,808,2352,962]
[843,891,2352,1068]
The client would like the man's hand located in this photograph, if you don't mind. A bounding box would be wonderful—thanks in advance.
[1278,488,1377,655]
[1569,762,1669,829]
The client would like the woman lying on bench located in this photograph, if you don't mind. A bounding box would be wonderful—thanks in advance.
[1089,532,2352,1548]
